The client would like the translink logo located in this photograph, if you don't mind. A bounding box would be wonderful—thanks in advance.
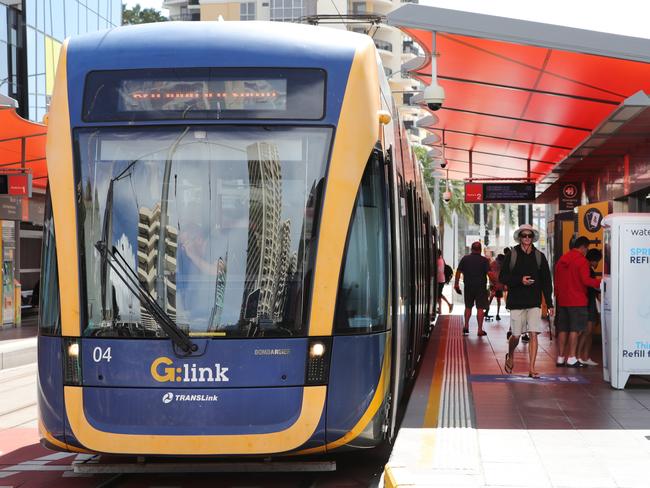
[150,356,230,383]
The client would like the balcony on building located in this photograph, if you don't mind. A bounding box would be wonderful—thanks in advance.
[374,39,393,54]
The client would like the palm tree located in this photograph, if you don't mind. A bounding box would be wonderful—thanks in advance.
[414,145,474,247]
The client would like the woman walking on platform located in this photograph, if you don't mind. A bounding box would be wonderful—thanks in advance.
[437,249,454,314]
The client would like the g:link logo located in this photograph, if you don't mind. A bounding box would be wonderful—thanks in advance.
[150,356,230,383]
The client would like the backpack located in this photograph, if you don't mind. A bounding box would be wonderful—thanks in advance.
[443,264,453,284]
[509,247,542,271]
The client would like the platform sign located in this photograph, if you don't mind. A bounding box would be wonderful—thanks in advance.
[464,183,535,203]
[559,182,580,210]
[0,173,32,198]
[464,183,483,203]
[483,183,535,202]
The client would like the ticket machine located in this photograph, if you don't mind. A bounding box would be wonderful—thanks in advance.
[601,213,650,389]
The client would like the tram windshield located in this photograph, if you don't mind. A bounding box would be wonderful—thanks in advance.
[77,126,331,338]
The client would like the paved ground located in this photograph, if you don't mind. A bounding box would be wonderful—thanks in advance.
[384,311,650,488]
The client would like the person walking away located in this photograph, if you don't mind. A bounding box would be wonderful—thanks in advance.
[454,241,490,336]
[486,254,505,321]
[437,249,454,313]
[554,237,602,367]
[577,248,602,366]
[499,225,554,378]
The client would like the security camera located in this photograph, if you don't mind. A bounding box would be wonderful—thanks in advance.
[423,82,445,111]
[440,160,448,169]
[442,190,452,203]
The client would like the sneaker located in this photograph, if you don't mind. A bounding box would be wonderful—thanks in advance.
[566,359,585,368]
[462,328,469,336]
[521,334,530,343]
[495,315,501,321]
[556,356,566,367]
[580,358,599,366]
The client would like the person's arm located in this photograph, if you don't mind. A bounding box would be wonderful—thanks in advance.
[540,254,554,310]
[579,259,601,289]
[454,259,463,293]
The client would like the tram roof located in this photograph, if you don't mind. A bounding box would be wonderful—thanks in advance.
[67,21,364,71]
[388,5,650,199]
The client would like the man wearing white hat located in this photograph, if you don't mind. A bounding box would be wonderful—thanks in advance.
[499,224,554,378]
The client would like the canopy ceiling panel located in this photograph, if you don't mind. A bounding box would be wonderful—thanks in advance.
[394,7,650,185]
[540,51,650,98]
[444,131,510,155]
[441,79,533,118]
[523,94,615,128]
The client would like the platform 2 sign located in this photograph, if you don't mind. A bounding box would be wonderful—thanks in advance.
[464,183,535,203]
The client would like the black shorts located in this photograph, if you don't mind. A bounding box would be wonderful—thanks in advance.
[464,286,488,310]
[587,301,599,322]
[490,286,504,298]
[438,282,445,295]
[556,306,588,333]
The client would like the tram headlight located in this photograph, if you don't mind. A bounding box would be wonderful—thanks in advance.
[68,342,79,357]
[305,338,332,385]
[63,338,82,386]
[310,342,325,358]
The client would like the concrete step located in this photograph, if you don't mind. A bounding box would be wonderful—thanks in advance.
[0,337,37,370]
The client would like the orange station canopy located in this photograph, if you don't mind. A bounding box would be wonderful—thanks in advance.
[387,5,650,198]
[0,95,47,190]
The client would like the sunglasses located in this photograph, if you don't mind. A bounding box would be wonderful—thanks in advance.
[520,233,534,238]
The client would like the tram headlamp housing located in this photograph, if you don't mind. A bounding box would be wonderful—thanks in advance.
[305,337,332,385]
[63,337,82,386]
[310,342,325,358]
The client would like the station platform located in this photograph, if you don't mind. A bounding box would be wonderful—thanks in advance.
[0,315,38,371]
[383,313,650,488]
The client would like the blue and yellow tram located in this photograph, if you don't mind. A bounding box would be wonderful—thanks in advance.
[38,20,437,456]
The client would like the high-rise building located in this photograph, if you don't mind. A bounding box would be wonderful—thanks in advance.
[208,254,227,331]
[272,219,292,322]
[137,204,178,334]
[240,141,286,323]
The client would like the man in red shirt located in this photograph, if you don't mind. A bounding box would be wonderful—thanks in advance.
[554,236,601,367]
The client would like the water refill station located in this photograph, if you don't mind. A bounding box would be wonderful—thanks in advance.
[601,213,650,389]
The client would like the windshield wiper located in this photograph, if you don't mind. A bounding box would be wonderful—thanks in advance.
[95,240,198,354]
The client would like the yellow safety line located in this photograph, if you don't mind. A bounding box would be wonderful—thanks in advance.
[422,321,448,427]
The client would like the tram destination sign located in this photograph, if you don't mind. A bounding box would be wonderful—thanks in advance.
[465,182,535,203]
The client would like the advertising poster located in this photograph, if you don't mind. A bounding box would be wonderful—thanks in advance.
[620,222,650,372]
[577,201,611,275]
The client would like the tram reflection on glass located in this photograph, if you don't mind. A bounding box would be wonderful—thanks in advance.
[38,20,438,456]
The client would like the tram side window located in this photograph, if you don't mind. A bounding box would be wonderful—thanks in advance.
[334,154,389,334]
[39,189,61,335]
